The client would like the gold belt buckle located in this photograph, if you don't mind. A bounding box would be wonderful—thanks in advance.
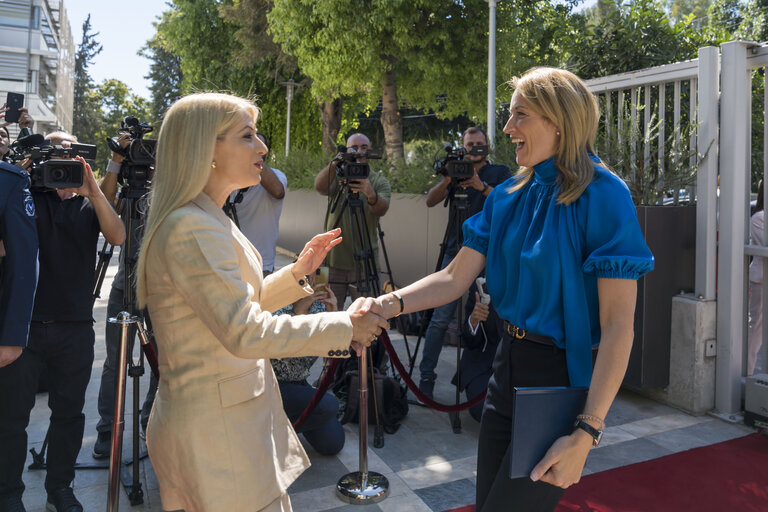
[509,324,526,339]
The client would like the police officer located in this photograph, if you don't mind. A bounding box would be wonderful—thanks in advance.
[0,160,38,363]
[0,159,38,512]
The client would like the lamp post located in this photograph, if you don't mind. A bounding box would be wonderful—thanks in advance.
[280,79,298,157]
[487,0,497,150]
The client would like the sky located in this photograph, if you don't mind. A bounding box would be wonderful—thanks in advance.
[62,0,169,100]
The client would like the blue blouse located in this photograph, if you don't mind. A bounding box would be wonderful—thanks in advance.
[462,156,654,387]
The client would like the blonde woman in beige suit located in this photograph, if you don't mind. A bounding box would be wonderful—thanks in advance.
[135,93,388,512]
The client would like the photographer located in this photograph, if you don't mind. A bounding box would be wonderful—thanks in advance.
[0,102,34,162]
[0,132,125,512]
[418,127,510,399]
[228,133,287,275]
[93,131,157,459]
[315,133,391,303]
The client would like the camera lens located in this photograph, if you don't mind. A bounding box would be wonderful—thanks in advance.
[50,167,67,181]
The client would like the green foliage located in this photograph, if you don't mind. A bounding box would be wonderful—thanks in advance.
[151,0,325,153]
[596,103,705,205]
[72,15,103,144]
[666,0,713,24]
[270,146,330,190]
[138,11,183,125]
[565,0,711,79]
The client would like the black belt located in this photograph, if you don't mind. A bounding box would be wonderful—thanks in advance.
[502,321,557,348]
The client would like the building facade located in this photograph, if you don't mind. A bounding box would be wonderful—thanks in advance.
[0,0,74,136]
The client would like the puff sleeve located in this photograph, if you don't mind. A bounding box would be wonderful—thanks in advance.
[580,172,654,279]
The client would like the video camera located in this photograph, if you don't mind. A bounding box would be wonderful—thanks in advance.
[433,143,489,180]
[9,133,95,189]
[107,116,156,188]
[333,144,382,181]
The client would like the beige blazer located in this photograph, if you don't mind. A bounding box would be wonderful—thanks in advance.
[144,192,353,512]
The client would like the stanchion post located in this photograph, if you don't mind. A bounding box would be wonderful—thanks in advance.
[336,346,389,504]
[106,312,137,512]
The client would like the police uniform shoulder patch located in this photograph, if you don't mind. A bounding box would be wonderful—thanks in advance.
[24,192,35,217]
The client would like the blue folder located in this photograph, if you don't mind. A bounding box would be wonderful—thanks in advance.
[509,386,588,479]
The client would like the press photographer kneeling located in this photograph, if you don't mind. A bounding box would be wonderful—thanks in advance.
[0,132,125,512]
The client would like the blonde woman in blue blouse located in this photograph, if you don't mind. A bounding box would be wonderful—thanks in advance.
[375,67,654,511]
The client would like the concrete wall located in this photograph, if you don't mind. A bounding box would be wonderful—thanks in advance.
[278,189,450,287]
[639,294,717,415]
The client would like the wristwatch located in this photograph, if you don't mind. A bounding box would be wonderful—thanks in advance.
[574,419,603,447]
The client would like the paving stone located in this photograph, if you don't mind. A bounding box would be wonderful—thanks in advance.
[414,478,475,512]
[584,437,675,474]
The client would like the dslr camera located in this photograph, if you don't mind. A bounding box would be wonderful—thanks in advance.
[333,144,382,181]
[433,143,489,180]
[9,134,95,189]
[107,116,156,187]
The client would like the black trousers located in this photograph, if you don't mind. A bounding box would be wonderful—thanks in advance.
[0,321,94,498]
[475,334,570,512]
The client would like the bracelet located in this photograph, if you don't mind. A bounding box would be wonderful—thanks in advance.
[391,291,404,317]
[481,181,489,194]
[368,192,379,206]
[576,414,605,429]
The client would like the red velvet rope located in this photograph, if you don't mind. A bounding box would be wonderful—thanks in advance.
[292,330,487,430]
[378,330,487,413]
[292,358,340,430]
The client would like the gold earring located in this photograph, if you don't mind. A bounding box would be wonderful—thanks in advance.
[211,161,217,169]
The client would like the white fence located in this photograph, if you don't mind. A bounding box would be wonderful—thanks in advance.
[585,42,768,415]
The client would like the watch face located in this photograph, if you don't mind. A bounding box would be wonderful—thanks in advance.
[594,430,603,447]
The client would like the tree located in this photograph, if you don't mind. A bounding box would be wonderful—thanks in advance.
[268,1,495,164]
[150,0,324,154]
[565,0,711,80]
[72,14,103,144]
[666,0,712,24]
[268,1,580,163]
[138,11,183,125]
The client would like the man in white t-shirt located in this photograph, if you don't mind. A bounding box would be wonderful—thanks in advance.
[229,133,287,274]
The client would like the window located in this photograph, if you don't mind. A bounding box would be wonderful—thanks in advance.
[0,1,32,29]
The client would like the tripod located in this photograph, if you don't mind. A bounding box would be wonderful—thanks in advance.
[29,182,158,507]
[328,182,390,446]
[406,184,470,433]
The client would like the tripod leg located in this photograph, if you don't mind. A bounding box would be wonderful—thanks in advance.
[28,428,50,470]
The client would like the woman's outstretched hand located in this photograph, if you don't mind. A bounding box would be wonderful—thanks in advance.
[292,228,342,281]
[347,297,389,356]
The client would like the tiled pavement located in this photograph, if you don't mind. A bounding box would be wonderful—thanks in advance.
[17,251,758,511]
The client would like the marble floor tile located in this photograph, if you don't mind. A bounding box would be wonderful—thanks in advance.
[584,437,674,474]
[397,456,477,490]
[414,478,475,512]
[596,425,638,447]
[618,412,708,438]
[644,419,753,453]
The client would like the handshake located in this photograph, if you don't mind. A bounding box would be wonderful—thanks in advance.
[346,296,390,356]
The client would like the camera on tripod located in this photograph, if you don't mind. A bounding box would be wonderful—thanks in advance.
[334,144,382,181]
[433,143,489,180]
[9,134,95,189]
[107,116,157,187]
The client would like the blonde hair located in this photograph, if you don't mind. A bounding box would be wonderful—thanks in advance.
[507,67,603,205]
[136,92,259,307]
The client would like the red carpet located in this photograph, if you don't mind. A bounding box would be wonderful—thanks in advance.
[443,433,768,512]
